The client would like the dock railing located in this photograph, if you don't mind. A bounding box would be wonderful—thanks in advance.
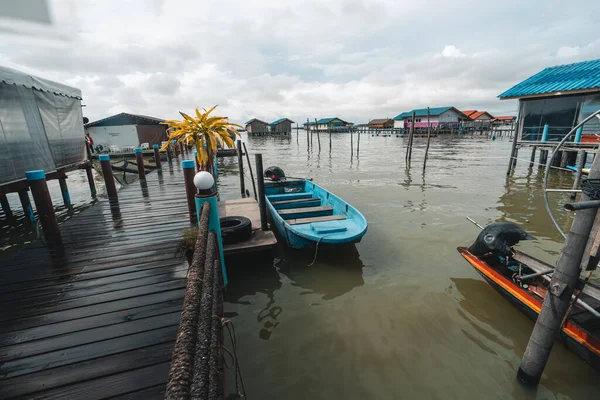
[165,201,224,400]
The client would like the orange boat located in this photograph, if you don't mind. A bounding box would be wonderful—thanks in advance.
[457,247,600,369]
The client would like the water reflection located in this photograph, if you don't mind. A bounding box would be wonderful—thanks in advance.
[276,245,365,301]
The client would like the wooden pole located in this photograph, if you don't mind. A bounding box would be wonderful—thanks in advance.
[0,194,12,219]
[306,118,310,150]
[406,112,415,162]
[560,151,569,169]
[166,144,173,164]
[58,175,71,208]
[518,153,600,385]
[99,154,118,199]
[315,118,321,152]
[350,125,354,155]
[182,160,197,223]
[296,123,299,144]
[85,164,97,197]
[236,140,245,198]
[506,118,519,175]
[571,150,586,199]
[423,108,432,169]
[18,189,35,223]
[255,153,268,231]
[243,142,257,200]
[26,170,62,248]
[153,144,162,169]
[529,146,537,168]
[134,148,146,180]
[357,126,361,156]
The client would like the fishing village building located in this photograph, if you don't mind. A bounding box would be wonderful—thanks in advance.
[270,118,295,135]
[462,110,494,122]
[368,118,394,129]
[245,118,270,135]
[393,106,468,129]
[85,113,167,153]
[315,117,352,132]
[502,58,600,173]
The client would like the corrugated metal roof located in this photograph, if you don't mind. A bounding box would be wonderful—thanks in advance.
[0,64,82,99]
[469,111,493,120]
[494,116,516,120]
[499,58,600,99]
[461,110,477,117]
[245,118,269,125]
[85,112,165,127]
[270,118,295,125]
[393,106,458,120]
[316,117,350,124]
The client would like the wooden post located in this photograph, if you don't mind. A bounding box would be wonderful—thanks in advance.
[518,153,600,385]
[529,146,537,168]
[296,123,299,144]
[18,189,35,223]
[237,140,245,198]
[571,150,587,199]
[134,148,146,180]
[0,194,12,219]
[243,142,257,200]
[506,118,519,175]
[182,160,198,223]
[85,164,97,197]
[350,125,354,155]
[560,150,569,169]
[306,118,310,150]
[99,154,118,199]
[255,153,268,231]
[539,150,548,168]
[58,175,71,208]
[315,118,321,152]
[166,144,173,164]
[423,108,432,169]
[357,126,360,156]
[153,144,162,169]
[406,112,415,162]
[26,170,62,248]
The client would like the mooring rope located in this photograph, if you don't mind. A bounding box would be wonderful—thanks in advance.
[308,236,324,267]
[223,319,247,399]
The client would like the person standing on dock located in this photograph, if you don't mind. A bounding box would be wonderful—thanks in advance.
[85,132,94,154]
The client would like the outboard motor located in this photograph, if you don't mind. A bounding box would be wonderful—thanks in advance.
[469,222,536,257]
[264,166,286,181]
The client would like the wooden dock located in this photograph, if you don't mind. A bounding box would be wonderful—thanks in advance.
[219,198,277,255]
[0,161,276,399]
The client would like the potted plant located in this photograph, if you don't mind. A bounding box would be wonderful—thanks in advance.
[175,227,199,266]
[161,105,241,172]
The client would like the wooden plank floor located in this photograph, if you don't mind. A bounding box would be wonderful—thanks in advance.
[219,198,277,255]
[0,162,194,399]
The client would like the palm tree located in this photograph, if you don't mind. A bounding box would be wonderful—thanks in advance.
[161,105,241,173]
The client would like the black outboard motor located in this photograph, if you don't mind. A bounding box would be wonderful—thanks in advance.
[264,166,286,181]
[469,222,536,257]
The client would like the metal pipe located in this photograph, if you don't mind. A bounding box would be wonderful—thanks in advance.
[543,108,600,239]
[564,200,600,211]
[466,216,484,230]
[519,269,553,281]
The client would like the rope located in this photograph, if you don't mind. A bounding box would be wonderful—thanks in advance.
[308,237,323,267]
[223,319,247,399]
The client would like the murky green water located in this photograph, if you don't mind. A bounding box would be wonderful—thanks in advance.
[1,131,597,398]
[219,132,599,399]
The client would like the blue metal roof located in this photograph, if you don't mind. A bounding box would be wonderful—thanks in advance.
[393,106,456,120]
[499,58,600,99]
[270,118,295,125]
[316,117,349,124]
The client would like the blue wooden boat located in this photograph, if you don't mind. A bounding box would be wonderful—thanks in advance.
[264,180,367,249]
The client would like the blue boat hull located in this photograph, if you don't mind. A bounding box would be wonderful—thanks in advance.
[265,180,368,249]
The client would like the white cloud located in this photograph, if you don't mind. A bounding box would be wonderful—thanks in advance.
[0,0,598,123]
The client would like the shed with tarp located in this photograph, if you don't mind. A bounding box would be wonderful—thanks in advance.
[0,65,85,188]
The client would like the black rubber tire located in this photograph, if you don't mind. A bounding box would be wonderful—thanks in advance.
[220,216,252,244]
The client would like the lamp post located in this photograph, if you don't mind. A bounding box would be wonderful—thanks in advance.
[194,171,227,285]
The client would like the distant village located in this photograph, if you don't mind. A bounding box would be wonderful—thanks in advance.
[243,108,516,136]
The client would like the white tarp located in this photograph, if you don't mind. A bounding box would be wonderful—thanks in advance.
[0,67,85,186]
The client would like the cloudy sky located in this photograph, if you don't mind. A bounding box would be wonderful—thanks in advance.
[1,0,599,124]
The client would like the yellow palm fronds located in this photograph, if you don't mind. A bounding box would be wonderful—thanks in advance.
[161,106,241,170]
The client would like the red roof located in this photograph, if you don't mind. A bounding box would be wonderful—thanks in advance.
[494,116,516,120]
[461,110,477,118]
[470,111,493,120]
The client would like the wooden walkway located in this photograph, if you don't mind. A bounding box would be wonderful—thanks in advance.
[0,163,193,399]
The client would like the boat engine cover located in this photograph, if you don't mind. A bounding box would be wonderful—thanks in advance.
[265,166,285,181]
[469,222,536,257]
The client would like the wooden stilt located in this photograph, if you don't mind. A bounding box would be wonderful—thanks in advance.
[26,170,62,248]
[0,194,13,219]
[18,189,35,223]
[529,146,537,168]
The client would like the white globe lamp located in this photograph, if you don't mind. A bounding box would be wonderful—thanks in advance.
[194,171,215,191]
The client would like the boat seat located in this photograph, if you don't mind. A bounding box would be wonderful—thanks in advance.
[287,214,346,225]
[267,192,313,202]
[278,206,333,220]
[271,197,321,210]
